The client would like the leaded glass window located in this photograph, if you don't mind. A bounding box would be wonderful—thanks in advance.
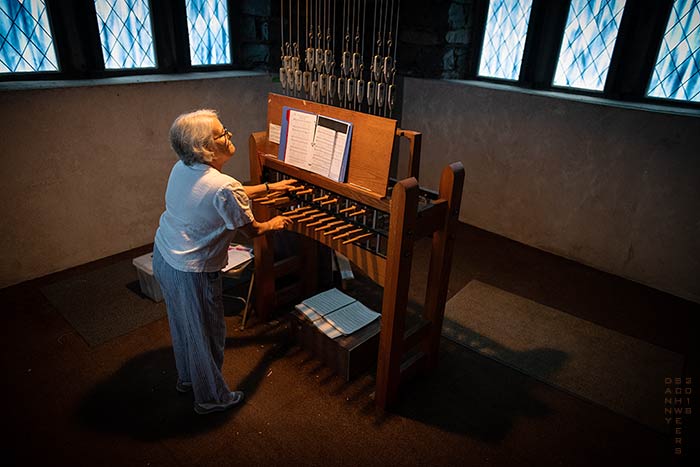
[94,0,156,69]
[0,0,58,73]
[553,0,627,91]
[647,0,700,102]
[478,0,533,81]
[186,0,230,66]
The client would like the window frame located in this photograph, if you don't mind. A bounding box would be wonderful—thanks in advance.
[0,0,244,82]
[468,0,699,110]
[473,0,535,82]
[641,0,700,105]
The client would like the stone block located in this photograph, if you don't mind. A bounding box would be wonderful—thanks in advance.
[443,49,456,70]
[446,28,468,44]
[258,19,269,41]
[400,29,441,46]
[240,16,256,40]
[448,3,466,29]
[240,0,270,16]
[242,43,270,64]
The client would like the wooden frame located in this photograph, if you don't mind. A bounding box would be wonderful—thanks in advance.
[249,94,464,411]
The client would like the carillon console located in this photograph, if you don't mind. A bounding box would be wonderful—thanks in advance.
[249,93,464,410]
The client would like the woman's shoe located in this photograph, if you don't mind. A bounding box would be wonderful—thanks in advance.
[175,380,193,393]
[193,391,245,415]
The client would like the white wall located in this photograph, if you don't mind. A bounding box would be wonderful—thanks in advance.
[0,72,277,288]
[401,78,700,304]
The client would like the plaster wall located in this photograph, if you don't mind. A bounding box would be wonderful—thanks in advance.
[2,74,699,304]
[401,78,700,304]
[0,73,277,288]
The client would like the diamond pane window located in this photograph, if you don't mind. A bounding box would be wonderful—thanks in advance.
[478,0,533,81]
[94,0,156,69]
[553,0,627,91]
[186,0,230,66]
[647,0,700,102]
[0,0,58,73]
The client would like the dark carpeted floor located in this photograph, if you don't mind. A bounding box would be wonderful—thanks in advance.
[1,223,697,466]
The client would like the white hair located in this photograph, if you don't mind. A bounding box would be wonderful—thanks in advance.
[169,109,219,165]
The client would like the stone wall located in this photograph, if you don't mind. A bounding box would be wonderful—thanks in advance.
[238,0,273,70]
[398,0,472,79]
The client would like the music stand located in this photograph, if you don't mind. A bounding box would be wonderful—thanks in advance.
[222,258,255,330]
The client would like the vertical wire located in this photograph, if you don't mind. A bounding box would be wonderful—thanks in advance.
[361,0,366,57]
[371,0,377,59]
[393,0,399,63]
[289,0,292,48]
[281,0,284,55]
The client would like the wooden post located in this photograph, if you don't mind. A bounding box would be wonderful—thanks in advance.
[423,162,465,369]
[396,129,422,180]
[375,177,419,410]
[249,132,275,321]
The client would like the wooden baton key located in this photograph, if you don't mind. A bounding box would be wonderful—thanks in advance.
[342,232,373,245]
[347,209,366,217]
[333,228,363,240]
[260,196,290,205]
[287,209,320,220]
[315,220,346,232]
[306,216,334,227]
[285,205,313,215]
[324,224,354,236]
[298,212,326,223]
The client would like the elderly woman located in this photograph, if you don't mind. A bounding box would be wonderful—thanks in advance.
[153,109,294,415]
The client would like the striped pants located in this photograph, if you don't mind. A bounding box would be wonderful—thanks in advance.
[153,247,236,406]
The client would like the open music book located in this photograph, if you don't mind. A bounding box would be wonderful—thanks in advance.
[278,106,352,182]
[295,288,380,339]
[222,244,253,272]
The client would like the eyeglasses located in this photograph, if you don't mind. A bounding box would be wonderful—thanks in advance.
[215,127,231,141]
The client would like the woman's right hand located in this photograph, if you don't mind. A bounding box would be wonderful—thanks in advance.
[269,179,298,193]
[267,215,293,231]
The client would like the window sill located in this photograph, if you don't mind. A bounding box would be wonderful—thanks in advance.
[444,79,700,118]
[0,70,270,92]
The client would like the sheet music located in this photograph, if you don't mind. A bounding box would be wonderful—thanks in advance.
[296,304,342,339]
[310,124,336,177]
[268,123,281,144]
[284,110,316,169]
[323,301,380,336]
[222,244,254,272]
[314,319,343,339]
[302,288,355,316]
[297,288,379,338]
[329,130,348,181]
[296,303,322,322]
[280,108,352,182]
